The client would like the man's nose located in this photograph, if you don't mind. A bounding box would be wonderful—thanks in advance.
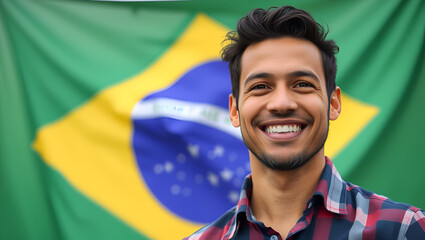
[266,86,297,114]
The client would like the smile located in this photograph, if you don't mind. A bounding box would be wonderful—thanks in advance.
[263,124,305,134]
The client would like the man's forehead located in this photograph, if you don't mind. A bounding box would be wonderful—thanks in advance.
[242,37,321,62]
[240,37,324,83]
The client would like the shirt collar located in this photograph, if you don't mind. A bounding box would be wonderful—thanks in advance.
[313,157,348,215]
[226,157,348,238]
[224,175,254,239]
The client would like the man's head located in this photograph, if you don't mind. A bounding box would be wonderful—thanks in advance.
[222,6,341,170]
[221,6,339,107]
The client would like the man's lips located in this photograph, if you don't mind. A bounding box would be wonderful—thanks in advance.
[258,120,308,140]
[262,123,305,133]
[259,119,307,131]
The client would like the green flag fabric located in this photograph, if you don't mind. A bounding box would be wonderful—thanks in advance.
[1,0,424,239]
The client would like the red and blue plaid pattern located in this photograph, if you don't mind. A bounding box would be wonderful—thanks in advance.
[184,158,425,239]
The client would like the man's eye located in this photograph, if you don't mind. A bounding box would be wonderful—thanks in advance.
[250,84,268,90]
[296,82,314,88]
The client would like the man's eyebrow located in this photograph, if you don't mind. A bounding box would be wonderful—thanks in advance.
[287,70,320,82]
[243,72,273,88]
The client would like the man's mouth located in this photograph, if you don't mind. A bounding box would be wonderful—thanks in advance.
[262,124,306,134]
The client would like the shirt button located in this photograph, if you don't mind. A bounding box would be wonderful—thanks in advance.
[270,235,278,240]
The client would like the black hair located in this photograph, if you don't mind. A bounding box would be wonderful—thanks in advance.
[221,6,339,106]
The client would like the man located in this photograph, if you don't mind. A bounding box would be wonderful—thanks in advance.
[184,6,425,240]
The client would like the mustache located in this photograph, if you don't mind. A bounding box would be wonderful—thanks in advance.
[252,111,313,126]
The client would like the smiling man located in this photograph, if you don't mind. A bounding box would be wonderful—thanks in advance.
[184,6,425,240]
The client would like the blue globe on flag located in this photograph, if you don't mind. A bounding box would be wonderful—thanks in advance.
[131,60,250,223]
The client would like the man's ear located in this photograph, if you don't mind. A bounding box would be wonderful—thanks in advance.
[329,87,342,121]
[229,94,240,127]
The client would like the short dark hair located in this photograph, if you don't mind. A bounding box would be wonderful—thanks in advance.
[221,6,339,106]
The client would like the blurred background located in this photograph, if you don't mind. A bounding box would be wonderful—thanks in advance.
[1,0,424,239]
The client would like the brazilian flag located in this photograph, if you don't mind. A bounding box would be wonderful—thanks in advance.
[1,0,424,239]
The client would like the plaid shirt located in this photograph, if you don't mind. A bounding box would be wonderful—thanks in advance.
[184,157,425,240]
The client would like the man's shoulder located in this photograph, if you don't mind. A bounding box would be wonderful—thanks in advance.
[343,181,425,237]
[345,181,422,212]
[183,206,238,240]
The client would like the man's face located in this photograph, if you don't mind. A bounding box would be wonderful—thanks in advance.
[229,37,341,170]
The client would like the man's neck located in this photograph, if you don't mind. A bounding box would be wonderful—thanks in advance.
[249,152,326,238]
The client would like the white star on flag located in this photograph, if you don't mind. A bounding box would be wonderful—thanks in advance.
[213,145,224,157]
[220,168,234,181]
[187,144,199,158]
[207,172,219,187]
[228,190,239,203]
[164,161,174,173]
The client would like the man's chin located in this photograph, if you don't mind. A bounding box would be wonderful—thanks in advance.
[256,153,311,171]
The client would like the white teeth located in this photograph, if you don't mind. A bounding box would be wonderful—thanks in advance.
[265,125,301,133]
